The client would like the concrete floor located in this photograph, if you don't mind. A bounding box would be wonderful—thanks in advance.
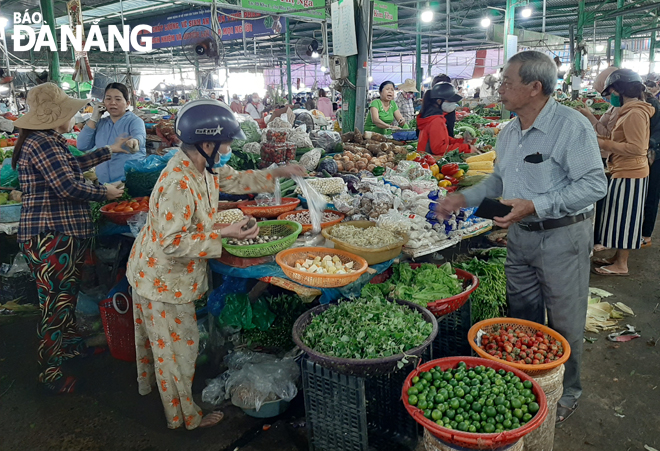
[0,246,659,451]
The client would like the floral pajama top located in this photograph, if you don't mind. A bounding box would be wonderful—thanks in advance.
[127,150,276,303]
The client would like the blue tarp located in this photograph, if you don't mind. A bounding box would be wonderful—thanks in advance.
[208,257,396,305]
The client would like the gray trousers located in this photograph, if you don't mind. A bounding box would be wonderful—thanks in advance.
[506,219,592,406]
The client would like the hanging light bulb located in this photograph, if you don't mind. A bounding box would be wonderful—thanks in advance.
[320,65,327,72]
[368,76,373,82]
[421,9,434,23]
[521,8,532,18]
[480,18,491,28]
[311,51,319,59]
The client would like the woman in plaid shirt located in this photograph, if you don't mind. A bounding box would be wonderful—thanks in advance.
[11,83,130,394]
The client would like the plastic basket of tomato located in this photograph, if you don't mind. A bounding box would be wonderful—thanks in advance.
[100,197,150,225]
[402,357,548,449]
[467,318,571,376]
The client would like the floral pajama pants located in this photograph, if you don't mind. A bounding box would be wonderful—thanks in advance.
[132,292,203,430]
[20,232,89,384]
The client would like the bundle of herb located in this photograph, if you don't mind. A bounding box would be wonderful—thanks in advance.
[457,249,508,322]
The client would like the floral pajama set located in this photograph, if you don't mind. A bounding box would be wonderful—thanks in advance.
[126,150,275,429]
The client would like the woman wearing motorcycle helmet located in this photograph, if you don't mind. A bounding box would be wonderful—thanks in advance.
[126,100,305,430]
[417,82,472,156]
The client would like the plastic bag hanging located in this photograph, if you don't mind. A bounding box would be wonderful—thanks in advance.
[292,174,326,234]
[273,178,282,206]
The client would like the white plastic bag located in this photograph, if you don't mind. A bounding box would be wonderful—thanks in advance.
[292,174,326,234]
[127,211,148,238]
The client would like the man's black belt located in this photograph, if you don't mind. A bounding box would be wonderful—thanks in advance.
[518,210,594,232]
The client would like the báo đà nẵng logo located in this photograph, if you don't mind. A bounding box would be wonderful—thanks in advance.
[1,11,152,52]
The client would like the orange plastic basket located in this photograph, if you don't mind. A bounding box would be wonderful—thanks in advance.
[277,209,345,234]
[402,357,548,449]
[468,318,571,376]
[238,197,300,218]
[276,247,368,288]
[100,196,150,225]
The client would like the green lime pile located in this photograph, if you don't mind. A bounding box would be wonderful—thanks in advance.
[406,361,540,434]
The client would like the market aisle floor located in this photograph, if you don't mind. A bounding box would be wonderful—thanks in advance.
[1,246,659,451]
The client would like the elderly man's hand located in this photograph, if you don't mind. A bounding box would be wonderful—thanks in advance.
[434,194,467,220]
[494,199,536,228]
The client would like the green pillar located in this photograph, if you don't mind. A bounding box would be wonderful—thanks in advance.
[650,13,658,74]
[279,61,284,99]
[285,18,292,104]
[575,0,585,75]
[614,0,624,67]
[40,0,60,86]
[342,55,357,132]
[502,0,517,119]
[415,3,422,92]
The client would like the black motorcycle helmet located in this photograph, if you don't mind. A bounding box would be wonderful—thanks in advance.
[601,69,643,96]
[430,82,463,102]
[175,100,246,172]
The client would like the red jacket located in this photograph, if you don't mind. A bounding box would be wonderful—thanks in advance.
[417,113,470,156]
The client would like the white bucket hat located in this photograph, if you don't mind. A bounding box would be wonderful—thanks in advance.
[397,78,419,93]
[13,83,89,130]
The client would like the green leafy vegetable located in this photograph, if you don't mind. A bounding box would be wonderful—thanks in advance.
[242,293,307,351]
[457,250,508,322]
[365,262,463,306]
[301,296,433,359]
[228,149,260,171]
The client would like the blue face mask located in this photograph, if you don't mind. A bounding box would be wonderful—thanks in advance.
[213,150,232,169]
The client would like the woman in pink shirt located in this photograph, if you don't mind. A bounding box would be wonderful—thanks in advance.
[316,89,334,119]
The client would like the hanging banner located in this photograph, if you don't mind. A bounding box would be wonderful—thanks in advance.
[331,0,358,56]
[240,0,326,20]
[372,1,398,30]
[133,8,284,50]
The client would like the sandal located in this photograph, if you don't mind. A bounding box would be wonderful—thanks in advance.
[592,258,614,266]
[556,402,578,424]
[199,410,224,428]
[641,238,652,248]
[44,376,78,395]
[592,266,629,276]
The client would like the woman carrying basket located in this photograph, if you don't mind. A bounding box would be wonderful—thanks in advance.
[126,100,305,430]
[11,83,129,394]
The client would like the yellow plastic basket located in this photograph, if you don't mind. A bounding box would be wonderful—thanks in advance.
[322,220,408,265]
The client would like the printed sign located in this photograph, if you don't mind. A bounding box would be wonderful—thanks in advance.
[240,0,326,20]
[373,1,398,30]
[134,8,284,50]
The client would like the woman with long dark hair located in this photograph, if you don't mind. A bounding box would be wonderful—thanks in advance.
[594,69,654,276]
[12,83,128,393]
[417,83,472,156]
[77,82,146,184]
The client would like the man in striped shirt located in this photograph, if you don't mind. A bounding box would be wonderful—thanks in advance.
[436,51,607,424]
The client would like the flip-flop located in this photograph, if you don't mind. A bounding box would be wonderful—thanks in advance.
[556,402,578,424]
[592,266,629,276]
[199,410,224,428]
[641,238,652,248]
[592,258,614,266]
[44,376,78,395]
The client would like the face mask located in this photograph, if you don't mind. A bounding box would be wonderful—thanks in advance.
[442,102,458,113]
[214,149,232,169]
[609,94,622,107]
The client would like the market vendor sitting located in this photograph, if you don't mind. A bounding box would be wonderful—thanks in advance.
[77,82,146,184]
[364,81,407,133]
[417,82,472,156]
[126,99,305,430]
